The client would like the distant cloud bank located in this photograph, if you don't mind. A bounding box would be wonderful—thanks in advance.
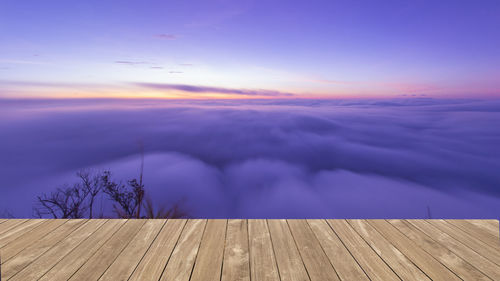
[134,83,295,97]
[0,98,499,218]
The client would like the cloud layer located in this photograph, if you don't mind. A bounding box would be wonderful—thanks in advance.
[1,98,499,218]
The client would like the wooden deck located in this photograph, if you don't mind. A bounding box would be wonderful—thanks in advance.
[0,219,498,280]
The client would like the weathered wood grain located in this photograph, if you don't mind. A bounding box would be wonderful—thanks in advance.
[221,219,250,281]
[248,219,280,281]
[409,220,500,280]
[129,219,187,281]
[68,219,145,280]
[287,219,339,281]
[466,219,499,238]
[0,219,497,281]
[0,219,67,261]
[0,219,27,236]
[0,219,44,247]
[9,219,104,281]
[39,219,127,281]
[327,219,400,281]
[99,219,165,281]
[348,219,430,280]
[159,219,207,281]
[426,219,500,266]
[190,219,227,281]
[2,219,87,279]
[307,219,368,281]
[389,219,490,281]
[445,219,499,248]
[268,219,309,281]
[367,220,460,281]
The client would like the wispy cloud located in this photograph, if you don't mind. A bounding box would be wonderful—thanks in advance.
[168,71,183,74]
[115,61,150,66]
[155,34,177,40]
[134,83,295,97]
[0,59,48,65]
[150,66,164,69]
[179,63,193,66]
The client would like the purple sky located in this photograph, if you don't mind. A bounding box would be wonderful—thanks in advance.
[1,0,500,98]
[0,1,499,218]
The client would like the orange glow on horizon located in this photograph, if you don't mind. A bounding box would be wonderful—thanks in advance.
[2,83,499,100]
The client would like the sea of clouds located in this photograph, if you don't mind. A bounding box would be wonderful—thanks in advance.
[1,98,499,218]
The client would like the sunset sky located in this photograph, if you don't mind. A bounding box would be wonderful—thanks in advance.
[1,1,500,218]
[1,0,499,99]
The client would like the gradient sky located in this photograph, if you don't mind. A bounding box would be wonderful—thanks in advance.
[1,0,499,98]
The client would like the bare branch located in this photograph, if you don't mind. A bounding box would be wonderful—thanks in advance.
[35,185,89,218]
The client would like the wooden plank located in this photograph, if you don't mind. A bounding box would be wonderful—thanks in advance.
[129,219,187,281]
[248,219,280,281]
[327,220,399,281]
[445,220,499,248]
[1,219,87,279]
[221,219,250,281]
[389,219,490,281]
[8,219,104,281]
[466,220,499,238]
[307,220,368,281]
[348,220,430,280]
[408,220,500,280]
[159,219,207,281]
[287,219,339,281]
[268,219,310,281]
[0,219,45,248]
[39,219,127,281]
[426,219,500,266]
[2,218,499,281]
[99,219,165,281]
[191,219,227,281]
[0,219,27,236]
[0,219,67,261]
[367,220,460,281]
[68,219,145,280]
